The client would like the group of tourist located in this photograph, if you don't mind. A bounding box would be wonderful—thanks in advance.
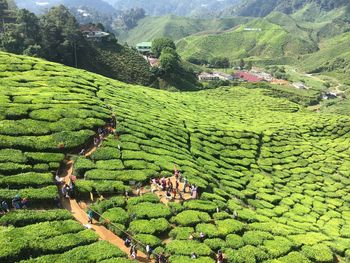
[59,174,76,199]
[0,195,29,213]
[149,165,200,201]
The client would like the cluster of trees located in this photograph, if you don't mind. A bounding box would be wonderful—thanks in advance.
[266,65,289,80]
[151,38,180,74]
[0,5,85,66]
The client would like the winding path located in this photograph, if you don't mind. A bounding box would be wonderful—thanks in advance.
[59,140,151,262]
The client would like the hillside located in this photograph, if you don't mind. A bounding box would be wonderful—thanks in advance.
[1,51,350,262]
[117,15,251,45]
[176,13,318,63]
[105,0,240,17]
[15,0,119,15]
[78,42,153,86]
[225,0,350,17]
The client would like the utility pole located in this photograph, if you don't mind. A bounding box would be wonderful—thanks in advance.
[74,42,78,68]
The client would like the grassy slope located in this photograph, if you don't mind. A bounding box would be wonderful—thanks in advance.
[176,13,317,63]
[118,15,252,45]
[78,42,153,86]
[1,51,350,261]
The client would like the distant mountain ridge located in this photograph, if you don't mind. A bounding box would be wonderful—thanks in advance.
[104,0,240,17]
[224,0,350,17]
[15,0,118,15]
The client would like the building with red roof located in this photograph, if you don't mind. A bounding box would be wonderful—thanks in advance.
[235,71,265,83]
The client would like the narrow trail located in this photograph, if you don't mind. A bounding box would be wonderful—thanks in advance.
[59,137,151,262]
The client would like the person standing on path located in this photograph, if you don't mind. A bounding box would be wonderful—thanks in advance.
[146,244,152,260]
[87,209,93,224]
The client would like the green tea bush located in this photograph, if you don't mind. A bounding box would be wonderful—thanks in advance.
[74,157,96,176]
[196,223,219,238]
[0,172,53,188]
[301,244,333,262]
[204,238,226,250]
[169,227,194,240]
[90,147,120,160]
[133,234,162,247]
[0,185,57,203]
[168,255,214,263]
[128,202,171,219]
[216,219,245,236]
[225,234,244,249]
[242,231,273,246]
[96,159,124,170]
[171,210,211,226]
[183,200,218,213]
[101,208,129,225]
[21,241,127,262]
[263,236,294,258]
[0,149,27,163]
[24,152,64,163]
[128,218,170,235]
[225,245,269,263]
[0,209,72,227]
[127,193,160,206]
[166,240,212,256]
[90,196,126,214]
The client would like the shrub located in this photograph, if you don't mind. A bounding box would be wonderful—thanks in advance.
[216,219,245,236]
[263,236,294,258]
[101,207,129,225]
[22,241,127,262]
[0,209,72,227]
[25,152,64,163]
[166,240,212,256]
[128,218,170,235]
[169,227,194,240]
[269,251,311,263]
[0,162,32,175]
[226,234,244,249]
[74,157,96,176]
[0,186,57,203]
[171,210,211,226]
[133,234,162,248]
[301,244,333,262]
[242,231,273,246]
[128,202,171,219]
[226,245,269,263]
[196,223,219,238]
[0,172,53,188]
[96,159,124,170]
[90,147,120,160]
[90,196,126,214]
[183,200,217,213]
[127,193,160,206]
[169,255,214,263]
[0,149,27,163]
[204,238,226,250]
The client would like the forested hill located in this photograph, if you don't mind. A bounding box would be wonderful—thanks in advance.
[224,0,350,17]
[105,0,240,17]
[15,0,119,15]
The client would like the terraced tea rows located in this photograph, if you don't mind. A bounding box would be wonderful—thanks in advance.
[1,51,350,262]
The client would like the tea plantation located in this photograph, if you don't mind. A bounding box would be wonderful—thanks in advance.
[1,51,350,262]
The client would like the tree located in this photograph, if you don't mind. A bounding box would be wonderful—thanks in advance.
[210,57,230,68]
[159,48,179,73]
[0,8,41,55]
[246,61,253,71]
[239,58,245,70]
[152,37,176,58]
[40,5,83,66]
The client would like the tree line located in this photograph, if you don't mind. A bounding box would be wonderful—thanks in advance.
[0,3,103,67]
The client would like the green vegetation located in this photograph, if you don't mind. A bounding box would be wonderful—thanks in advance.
[118,15,251,45]
[0,5,152,85]
[1,50,350,262]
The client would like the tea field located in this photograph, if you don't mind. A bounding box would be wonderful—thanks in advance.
[1,51,350,262]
